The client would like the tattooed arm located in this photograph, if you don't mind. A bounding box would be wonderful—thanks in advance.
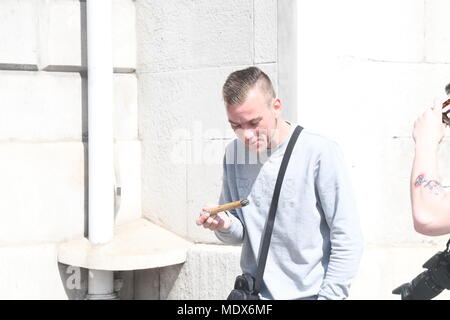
[411,105,449,235]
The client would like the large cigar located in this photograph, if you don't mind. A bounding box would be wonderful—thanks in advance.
[443,83,450,125]
[442,99,450,125]
[208,199,249,215]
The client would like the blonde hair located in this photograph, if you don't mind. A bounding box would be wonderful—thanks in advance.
[222,67,275,107]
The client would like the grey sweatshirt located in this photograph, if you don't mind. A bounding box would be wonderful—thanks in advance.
[214,124,363,300]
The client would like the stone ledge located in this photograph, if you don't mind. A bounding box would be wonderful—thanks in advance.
[0,63,38,71]
[40,66,136,74]
[57,218,193,271]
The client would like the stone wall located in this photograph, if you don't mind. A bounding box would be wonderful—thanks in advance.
[297,0,450,299]
[0,0,138,299]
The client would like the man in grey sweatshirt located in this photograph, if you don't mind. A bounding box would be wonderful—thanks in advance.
[196,67,363,300]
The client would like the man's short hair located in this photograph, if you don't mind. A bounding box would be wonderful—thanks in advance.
[222,66,276,107]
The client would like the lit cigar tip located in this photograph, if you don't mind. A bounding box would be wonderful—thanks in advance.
[240,199,249,207]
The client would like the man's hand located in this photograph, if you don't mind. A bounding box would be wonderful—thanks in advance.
[196,205,232,231]
[413,105,445,148]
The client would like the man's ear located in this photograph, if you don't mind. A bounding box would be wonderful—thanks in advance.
[272,98,282,116]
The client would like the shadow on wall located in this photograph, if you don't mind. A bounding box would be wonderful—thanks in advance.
[160,264,183,300]
[58,263,89,300]
[56,2,89,300]
[58,263,136,300]
[132,265,184,300]
[80,0,89,239]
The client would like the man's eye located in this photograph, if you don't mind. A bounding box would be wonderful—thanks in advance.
[231,124,240,129]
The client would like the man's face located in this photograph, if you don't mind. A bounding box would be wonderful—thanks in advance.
[226,87,280,153]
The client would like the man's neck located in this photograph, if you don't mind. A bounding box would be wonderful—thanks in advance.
[268,119,291,149]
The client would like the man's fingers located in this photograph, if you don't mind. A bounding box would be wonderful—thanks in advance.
[433,103,443,116]
[420,105,441,122]
[196,212,210,225]
[196,205,228,231]
[207,217,224,231]
[203,216,216,228]
[199,214,224,230]
[210,218,224,231]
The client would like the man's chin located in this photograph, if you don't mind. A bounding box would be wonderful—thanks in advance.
[248,143,268,153]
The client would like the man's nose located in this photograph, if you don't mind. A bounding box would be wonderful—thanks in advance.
[242,128,255,140]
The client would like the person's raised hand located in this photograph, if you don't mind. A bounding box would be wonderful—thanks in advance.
[413,104,445,148]
[195,205,232,231]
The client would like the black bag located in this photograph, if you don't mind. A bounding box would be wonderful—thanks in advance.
[227,274,260,300]
[227,125,303,300]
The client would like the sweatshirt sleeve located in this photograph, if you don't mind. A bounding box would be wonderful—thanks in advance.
[214,155,245,245]
[315,141,364,300]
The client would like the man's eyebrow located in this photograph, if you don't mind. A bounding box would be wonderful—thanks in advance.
[249,117,263,123]
[228,117,262,125]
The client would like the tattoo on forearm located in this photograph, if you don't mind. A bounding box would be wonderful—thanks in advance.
[414,174,426,187]
[414,174,445,195]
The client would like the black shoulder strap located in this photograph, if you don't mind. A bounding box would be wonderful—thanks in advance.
[254,125,303,294]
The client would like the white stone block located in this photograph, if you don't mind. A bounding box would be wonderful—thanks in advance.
[0,0,39,65]
[114,141,142,225]
[138,68,234,143]
[425,0,450,63]
[254,0,277,64]
[160,244,241,299]
[356,138,418,245]
[340,136,450,246]
[297,0,424,63]
[298,58,450,142]
[38,0,81,69]
[114,74,138,140]
[38,0,137,70]
[255,63,278,94]
[113,0,136,69]
[0,243,69,299]
[141,140,188,236]
[0,142,85,245]
[277,0,297,123]
[0,71,82,141]
[298,59,450,142]
[138,65,277,144]
[186,140,230,243]
[297,58,450,246]
[136,0,253,73]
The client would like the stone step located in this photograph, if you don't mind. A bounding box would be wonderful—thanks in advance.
[58,218,193,271]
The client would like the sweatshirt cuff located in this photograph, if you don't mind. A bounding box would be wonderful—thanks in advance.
[216,211,239,234]
[214,211,244,244]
